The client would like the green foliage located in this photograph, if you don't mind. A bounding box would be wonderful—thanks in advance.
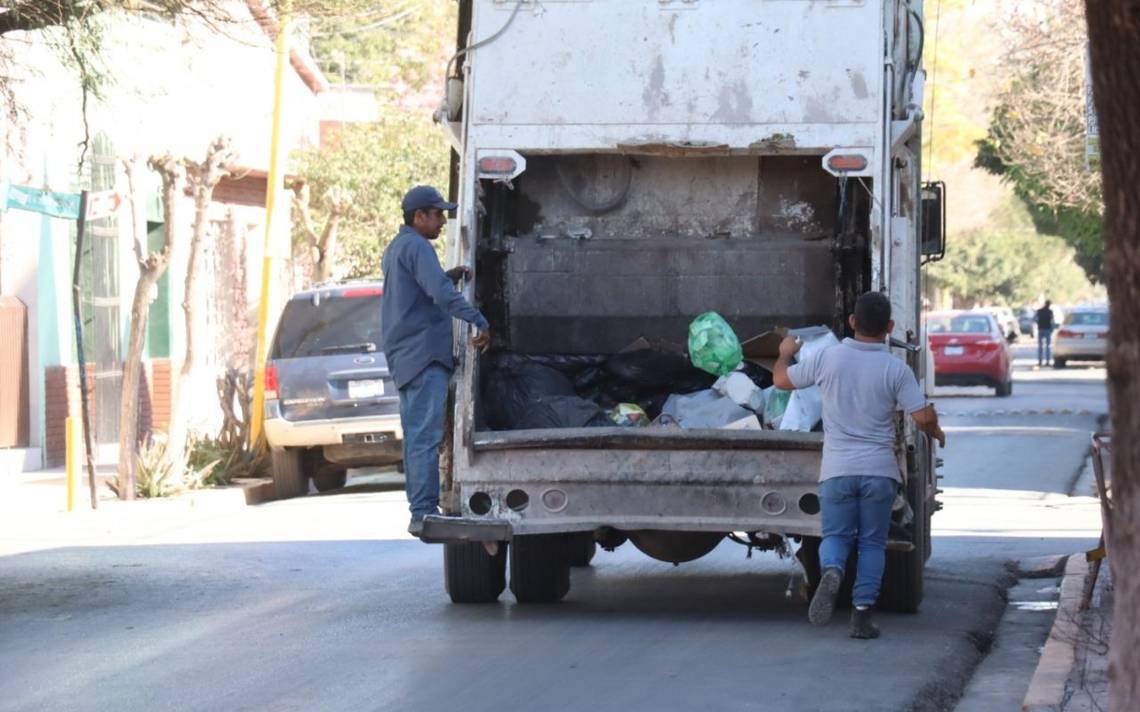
[186,433,268,487]
[124,435,219,498]
[927,201,1094,307]
[309,1,454,90]
[292,110,450,279]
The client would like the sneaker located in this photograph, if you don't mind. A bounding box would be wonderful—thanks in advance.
[809,567,843,625]
[849,608,881,639]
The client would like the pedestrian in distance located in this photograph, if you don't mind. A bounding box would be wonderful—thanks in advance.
[381,186,491,537]
[1036,300,1056,367]
[773,291,946,639]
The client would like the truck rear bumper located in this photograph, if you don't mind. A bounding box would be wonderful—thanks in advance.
[447,427,829,538]
[263,400,403,448]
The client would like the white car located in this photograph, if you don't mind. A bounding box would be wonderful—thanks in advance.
[1053,306,1109,368]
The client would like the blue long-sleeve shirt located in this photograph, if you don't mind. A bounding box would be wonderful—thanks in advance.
[381,225,489,389]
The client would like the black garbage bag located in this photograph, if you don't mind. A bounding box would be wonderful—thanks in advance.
[604,348,715,394]
[482,357,578,430]
[738,360,774,390]
[496,353,608,375]
[514,395,610,429]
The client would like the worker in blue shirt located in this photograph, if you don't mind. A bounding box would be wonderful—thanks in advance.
[381,186,490,536]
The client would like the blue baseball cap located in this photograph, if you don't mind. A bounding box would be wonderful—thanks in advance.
[401,185,457,212]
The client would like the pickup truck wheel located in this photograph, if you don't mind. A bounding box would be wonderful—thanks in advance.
[1054,358,1067,369]
[995,380,1013,397]
[312,470,347,493]
[568,532,597,567]
[510,534,571,603]
[270,448,308,500]
[444,541,507,603]
[879,475,927,613]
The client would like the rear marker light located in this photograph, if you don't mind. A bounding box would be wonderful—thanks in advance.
[342,287,383,298]
[264,364,279,400]
[826,154,869,172]
[478,156,518,174]
[1057,330,1078,338]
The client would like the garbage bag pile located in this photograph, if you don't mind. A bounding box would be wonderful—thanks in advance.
[482,313,837,432]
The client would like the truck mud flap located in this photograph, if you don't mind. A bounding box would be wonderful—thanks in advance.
[420,516,512,544]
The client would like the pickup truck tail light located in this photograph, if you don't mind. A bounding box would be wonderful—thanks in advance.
[264,364,279,400]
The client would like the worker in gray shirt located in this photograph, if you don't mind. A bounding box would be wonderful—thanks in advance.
[382,186,490,536]
[774,291,945,639]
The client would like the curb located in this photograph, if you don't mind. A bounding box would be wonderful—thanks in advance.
[1022,554,1089,711]
[178,477,275,509]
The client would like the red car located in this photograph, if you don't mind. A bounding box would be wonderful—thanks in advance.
[926,310,1014,397]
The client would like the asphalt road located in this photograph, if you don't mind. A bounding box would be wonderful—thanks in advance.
[0,345,1106,712]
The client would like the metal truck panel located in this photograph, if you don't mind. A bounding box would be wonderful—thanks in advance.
[469,0,883,144]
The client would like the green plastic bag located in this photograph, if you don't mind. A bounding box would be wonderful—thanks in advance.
[762,387,792,429]
[688,312,743,376]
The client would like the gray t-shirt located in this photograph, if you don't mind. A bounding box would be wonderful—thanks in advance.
[787,338,927,482]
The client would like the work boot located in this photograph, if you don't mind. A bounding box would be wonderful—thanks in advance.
[809,567,843,625]
[407,517,425,537]
[849,607,881,639]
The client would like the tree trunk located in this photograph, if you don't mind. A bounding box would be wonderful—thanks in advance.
[164,137,237,479]
[115,156,181,499]
[1084,3,1140,711]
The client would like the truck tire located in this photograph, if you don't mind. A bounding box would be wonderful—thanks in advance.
[1054,358,1067,369]
[879,474,927,613]
[510,534,571,603]
[271,448,308,500]
[312,470,347,493]
[444,541,507,603]
[568,532,597,567]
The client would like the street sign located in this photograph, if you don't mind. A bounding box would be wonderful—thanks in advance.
[84,190,123,220]
[2,184,82,219]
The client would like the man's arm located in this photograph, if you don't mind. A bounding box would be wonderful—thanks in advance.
[409,241,489,331]
[772,335,803,390]
[910,405,946,448]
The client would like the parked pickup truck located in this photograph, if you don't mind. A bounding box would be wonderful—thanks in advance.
[421,0,945,612]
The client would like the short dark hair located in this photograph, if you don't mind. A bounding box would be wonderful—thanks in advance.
[853,291,892,337]
[403,209,417,226]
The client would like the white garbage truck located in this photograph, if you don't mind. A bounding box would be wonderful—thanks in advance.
[422,0,946,612]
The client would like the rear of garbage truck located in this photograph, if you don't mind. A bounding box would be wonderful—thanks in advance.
[423,0,946,610]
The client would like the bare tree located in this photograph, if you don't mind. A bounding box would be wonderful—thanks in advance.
[114,154,182,499]
[1084,2,1140,711]
[983,0,1102,214]
[291,181,353,285]
[163,137,237,478]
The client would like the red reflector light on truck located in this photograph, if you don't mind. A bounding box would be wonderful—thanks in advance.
[826,154,869,172]
[341,287,383,298]
[264,364,279,400]
[478,156,518,174]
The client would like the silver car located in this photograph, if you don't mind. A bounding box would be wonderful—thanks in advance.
[263,282,403,498]
[1053,306,1109,368]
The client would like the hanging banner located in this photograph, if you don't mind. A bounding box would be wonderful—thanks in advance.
[3,184,82,220]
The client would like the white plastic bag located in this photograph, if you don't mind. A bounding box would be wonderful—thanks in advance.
[777,326,839,432]
[660,390,754,429]
[713,371,767,412]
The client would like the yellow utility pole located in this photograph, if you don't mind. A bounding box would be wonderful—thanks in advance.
[250,5,291,449]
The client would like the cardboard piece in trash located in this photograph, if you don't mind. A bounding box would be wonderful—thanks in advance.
[723,414,762,431]
[740,327,789,372]
[742,325,836,372]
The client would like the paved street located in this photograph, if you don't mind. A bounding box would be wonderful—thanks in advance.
[0,345,1106,712]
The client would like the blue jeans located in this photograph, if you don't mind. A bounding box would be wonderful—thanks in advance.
[819,476,898,608]
[1038,328,1053,365]
[398,364,450,519]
